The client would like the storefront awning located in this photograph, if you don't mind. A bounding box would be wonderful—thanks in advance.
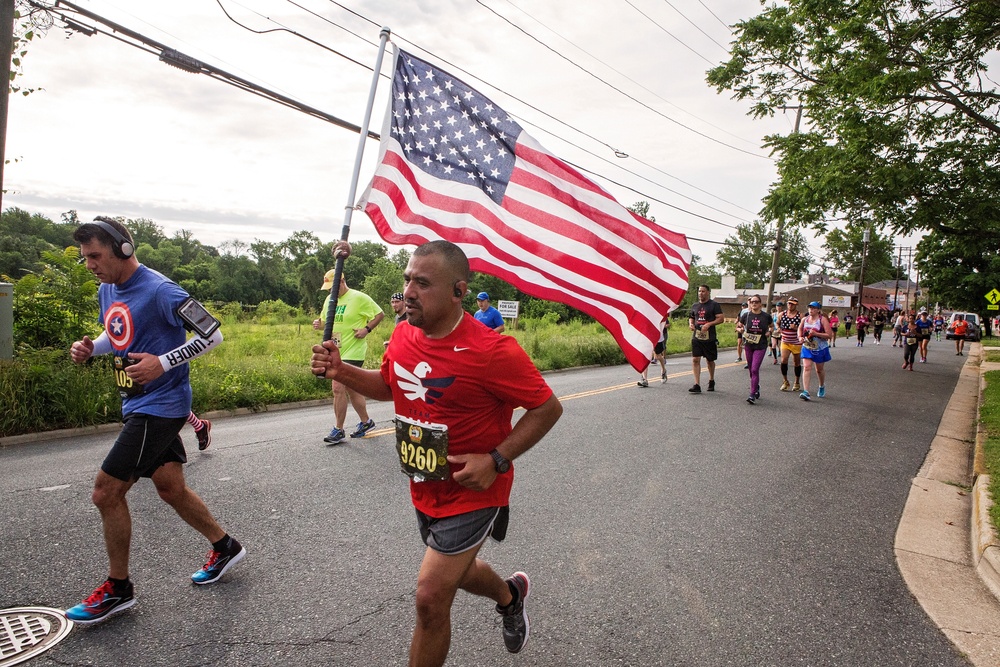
[862,301,888,310]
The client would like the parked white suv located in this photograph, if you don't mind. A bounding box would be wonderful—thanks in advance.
[946,312,982,342]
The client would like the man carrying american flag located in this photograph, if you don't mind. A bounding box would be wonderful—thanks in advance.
[361,47,691,373]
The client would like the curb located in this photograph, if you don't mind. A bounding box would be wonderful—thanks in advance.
[971,348,1000,603]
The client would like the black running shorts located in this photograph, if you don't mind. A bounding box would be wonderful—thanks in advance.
[101,414,188,482]
[416,506,509,555]
[691,337,718,361]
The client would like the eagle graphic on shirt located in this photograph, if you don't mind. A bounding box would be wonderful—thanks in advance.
[393,361,455,405]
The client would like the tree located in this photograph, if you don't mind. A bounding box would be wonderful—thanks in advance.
[822,225,896,283]
[628,201,655,222]
[297,256,327,311]
[281,230,321,265]
[707,0,1000,295]
[362,257,405,311]
[677,256,721,315]
[716,220,810,286]
[1,207,74,278]
[135,240,182,277]
[126,218,167,248]
[917,228,999,312]
[12,247,98,350]
[9,1,49,97]
[339,240,388,289]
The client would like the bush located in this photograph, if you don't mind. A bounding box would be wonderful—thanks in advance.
[255,299,300,323]
[0,348,120,436]
[12,247,98,349]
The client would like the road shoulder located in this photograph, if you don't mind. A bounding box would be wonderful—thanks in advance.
[895,343,1000,666]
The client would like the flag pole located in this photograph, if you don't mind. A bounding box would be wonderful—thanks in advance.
[321,27,392,348]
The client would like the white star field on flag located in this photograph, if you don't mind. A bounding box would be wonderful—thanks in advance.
[390,54,522,205]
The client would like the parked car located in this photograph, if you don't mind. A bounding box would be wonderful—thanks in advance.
[946,312,982,342]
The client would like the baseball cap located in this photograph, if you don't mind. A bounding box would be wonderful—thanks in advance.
[320,269,336,290]
[808,301,821,308]
[787,296,798,304]
[476,292,489,300]
[391,292,403,301]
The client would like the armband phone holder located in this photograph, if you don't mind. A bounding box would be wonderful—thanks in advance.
[177,297,221,337]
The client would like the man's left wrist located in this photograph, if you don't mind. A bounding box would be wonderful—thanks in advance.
[489,448,510,474]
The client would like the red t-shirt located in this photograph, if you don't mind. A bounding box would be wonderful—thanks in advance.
[381,313,553,518]
[952,320,969,336]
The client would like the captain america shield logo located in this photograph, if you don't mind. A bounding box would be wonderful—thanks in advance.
[104,302,135,350]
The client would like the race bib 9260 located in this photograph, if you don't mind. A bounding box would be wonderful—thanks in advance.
[395,416,449,482]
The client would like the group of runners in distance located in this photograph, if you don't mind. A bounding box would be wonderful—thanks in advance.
[648,284,973,407]
[62,219,562,667]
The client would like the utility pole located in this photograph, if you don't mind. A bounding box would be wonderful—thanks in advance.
[892,246,903,311]
[855,227,870,319]
[765,104,802,311]
[0,0,16,215]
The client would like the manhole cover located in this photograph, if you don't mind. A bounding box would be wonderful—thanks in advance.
[0,607,73,667]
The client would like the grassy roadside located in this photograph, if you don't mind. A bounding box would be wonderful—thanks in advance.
[2,318,738,437]
[983,347,1000,532]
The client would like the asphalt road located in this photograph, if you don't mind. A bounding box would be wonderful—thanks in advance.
[0,336,973,666]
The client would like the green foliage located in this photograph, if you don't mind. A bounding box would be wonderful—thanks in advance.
[9,4,49,97]
[627,201,654,221]
[982,371,1000,534]
[340,240,389,289]
[216,301,250,324]
[0,207,74,278]
[822,225,896,283]
[677,255,722,314]
[717,220,810,285]
[918,227,1000,312]
[254,299,301,324]
[297,256,327,312]
[12,247,99,350]
[707,0,1000,305]
[362,257,405,311]
[522,298,569,323]
[1,316,733,436]
[3,206,619,338]
[0,349,121,436]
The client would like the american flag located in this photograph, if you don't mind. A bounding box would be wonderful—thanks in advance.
[361,47,692,371]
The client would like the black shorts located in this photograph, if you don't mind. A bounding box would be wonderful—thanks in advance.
[416,506,509,555]
[691,337,718,361]
[101,414,188,482]
[654,340,665,355]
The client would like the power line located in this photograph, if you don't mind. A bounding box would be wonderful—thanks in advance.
[494,0,760,152]
[694,0,734,33]
[621,0,715,65]
[473,0,770,160]
[31,0,380,138]
[212,0,375,72]
[656,0,731,52]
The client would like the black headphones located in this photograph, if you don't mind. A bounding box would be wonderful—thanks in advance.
[91,219,135,259]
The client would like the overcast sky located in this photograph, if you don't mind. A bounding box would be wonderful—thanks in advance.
[7,0,902,271]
